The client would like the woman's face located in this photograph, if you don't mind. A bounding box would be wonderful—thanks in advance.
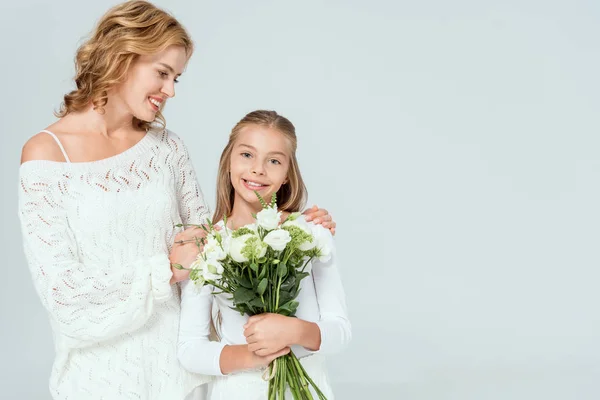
[114,45,188,123]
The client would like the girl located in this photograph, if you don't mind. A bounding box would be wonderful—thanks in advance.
[178,110,351,399]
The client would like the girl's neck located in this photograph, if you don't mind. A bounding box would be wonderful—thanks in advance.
[226,199,290,230]
[227,201,261,230]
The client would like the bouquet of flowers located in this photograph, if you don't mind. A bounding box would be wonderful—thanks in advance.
[177,192,331,399]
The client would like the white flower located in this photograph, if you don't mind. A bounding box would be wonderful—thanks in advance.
[311,226,333,263]
[229,234,254,263]
[203,234,227,261]
[203,258,224,281]
[245,223,258,233]
[190,256,204,271]
[190,256,224,282]
[228,233,266,262]
[283,218,316,251]
[256,206,281,231]
[263,229,292,251]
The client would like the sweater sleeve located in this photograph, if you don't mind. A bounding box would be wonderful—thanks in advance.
[170,132,211,226]
[18,164,173,349]
[178,280,227,376]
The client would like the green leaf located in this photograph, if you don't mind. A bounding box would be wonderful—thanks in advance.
[297,271,310,280]
[255,190,268,208]
[278,300,299,315]
[249,297,266,307]
[250,263,258,273]
[233,287,255,304]
[278,291,293,306]
[258,266,267,280]
[277,263,287,278]
[280,276,296,291]
[257,278,268,296]
[237,275,253,289]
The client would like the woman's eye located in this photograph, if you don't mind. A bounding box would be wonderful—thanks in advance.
[241,152,252,158]
[159,71,169,78]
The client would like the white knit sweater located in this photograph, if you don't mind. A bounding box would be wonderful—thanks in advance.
[18,128,211,399]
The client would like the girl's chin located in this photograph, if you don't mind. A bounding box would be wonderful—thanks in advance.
[243,193,274,205]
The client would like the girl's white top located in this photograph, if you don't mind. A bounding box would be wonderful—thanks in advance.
[18,128,211,399]
[177,218,352,376]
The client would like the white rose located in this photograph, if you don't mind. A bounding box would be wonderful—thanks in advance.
[256,206,281,231]
[312,226,333,263]
[228,233,266,262]
[228,234,253,263]
[245,223,258,232]
[203,258,224,281]
[256,242,267,259]
[263,229,292,251]
[189,256,204,271]
[203,234,227,261]
[283,218,316,251]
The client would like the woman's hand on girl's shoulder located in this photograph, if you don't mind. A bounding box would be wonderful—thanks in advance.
[303,205,336,235]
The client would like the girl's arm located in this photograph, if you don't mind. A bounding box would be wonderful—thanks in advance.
[244,226,351,355]
[178,280,288,375]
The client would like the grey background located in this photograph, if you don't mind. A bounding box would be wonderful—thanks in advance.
[1,0,599,399]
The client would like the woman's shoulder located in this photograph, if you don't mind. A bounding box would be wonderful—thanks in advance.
[20,125,69,165]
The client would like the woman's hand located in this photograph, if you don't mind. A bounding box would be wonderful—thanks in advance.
[243,313,298,356]
[168,226,208,284]
[303,205,336,235]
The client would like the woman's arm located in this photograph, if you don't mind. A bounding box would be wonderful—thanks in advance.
[18,165,173,349]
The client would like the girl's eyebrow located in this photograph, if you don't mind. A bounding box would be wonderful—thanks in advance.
[238,143,287,158]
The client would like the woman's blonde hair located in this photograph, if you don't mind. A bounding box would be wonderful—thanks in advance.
[56,0,193,130]
[213,110,307,223]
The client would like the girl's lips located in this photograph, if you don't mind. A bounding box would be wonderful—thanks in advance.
[242,179,268,191]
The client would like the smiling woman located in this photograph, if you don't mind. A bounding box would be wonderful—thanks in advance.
[17,2,210,399]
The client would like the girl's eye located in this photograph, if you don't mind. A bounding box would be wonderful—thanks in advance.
[241,152,252,158]
[269,159,281,165]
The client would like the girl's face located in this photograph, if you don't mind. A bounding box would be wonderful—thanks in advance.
[113,45,187,123]
[229,124,292,210]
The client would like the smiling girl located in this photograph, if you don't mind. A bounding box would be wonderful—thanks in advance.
[178,110,351,399]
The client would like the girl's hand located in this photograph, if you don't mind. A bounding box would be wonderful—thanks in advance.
[246,346,291,370]
[243,313,298,356]
[303,205,336,235]
[168,226,208,284]
[219,344,290,374]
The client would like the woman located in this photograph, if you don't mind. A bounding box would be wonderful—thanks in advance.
[18,2,335,399]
